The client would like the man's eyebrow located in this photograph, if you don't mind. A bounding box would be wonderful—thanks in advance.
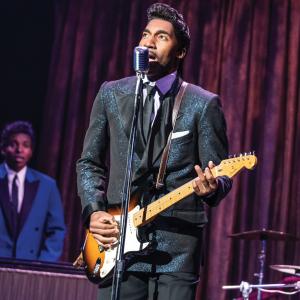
[142,29,171,36]
[155,30,170,36]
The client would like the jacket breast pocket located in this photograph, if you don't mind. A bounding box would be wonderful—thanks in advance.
[168,132,194,166]
[170,131,193,145]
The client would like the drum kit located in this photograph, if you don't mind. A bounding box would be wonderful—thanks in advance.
[222,228,300,300]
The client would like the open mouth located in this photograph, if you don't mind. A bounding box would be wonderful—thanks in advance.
[148,52,156,61]
[15,156,25,162]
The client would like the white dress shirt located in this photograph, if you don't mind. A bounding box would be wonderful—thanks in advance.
[5,163,27,213]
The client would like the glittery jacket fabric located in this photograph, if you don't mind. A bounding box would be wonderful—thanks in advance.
[76,76,230,274]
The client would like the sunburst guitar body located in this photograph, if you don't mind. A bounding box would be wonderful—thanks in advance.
[75,154,257,285]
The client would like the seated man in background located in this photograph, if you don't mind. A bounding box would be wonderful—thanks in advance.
[0,121,65,261]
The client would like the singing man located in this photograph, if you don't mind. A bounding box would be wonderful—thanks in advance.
[77,3,232,299]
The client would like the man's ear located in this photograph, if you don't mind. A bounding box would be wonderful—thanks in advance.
[176,48,186,59]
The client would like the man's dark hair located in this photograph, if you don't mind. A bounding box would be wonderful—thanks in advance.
[147,3,190,52]
[0,121,35,149]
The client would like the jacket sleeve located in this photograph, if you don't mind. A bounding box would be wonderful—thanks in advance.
[76,82,110,226]
[38,181,65,261]
[197,96,232,206]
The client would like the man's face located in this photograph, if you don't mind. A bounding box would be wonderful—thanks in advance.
[139,18,185,80]
[1,133,33,172]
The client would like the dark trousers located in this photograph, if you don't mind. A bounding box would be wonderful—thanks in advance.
[98,272,199,300]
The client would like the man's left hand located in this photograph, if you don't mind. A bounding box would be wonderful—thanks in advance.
[193,161,218,196]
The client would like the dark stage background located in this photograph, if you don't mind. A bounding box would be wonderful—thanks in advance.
[1,0,300,299]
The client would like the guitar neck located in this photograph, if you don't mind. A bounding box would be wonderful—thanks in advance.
[132,179,193,227]
[132,154,257,228]
[132,165,223,227]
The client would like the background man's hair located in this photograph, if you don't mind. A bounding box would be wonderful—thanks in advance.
[1,121,35,149]
[147,3,190,52]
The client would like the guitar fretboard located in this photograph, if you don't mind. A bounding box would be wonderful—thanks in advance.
[133,179,194,227]
[132,154,257,228]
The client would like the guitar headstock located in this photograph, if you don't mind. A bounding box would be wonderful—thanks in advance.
[213,152,257,178]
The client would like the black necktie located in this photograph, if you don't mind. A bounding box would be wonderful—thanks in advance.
[142,83,156,142]
[12,175,19,213]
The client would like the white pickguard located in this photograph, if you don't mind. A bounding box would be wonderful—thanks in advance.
[100,204,149,278]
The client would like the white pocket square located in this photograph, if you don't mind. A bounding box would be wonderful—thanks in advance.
[171,130,190,139]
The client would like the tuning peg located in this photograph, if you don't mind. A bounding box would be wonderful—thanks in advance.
[228,155,232,158]
[233,154,236,158]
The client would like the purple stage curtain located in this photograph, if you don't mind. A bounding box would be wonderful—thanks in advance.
[37,1,300,299]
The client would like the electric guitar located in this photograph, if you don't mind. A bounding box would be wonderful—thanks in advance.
[74,153,257,285]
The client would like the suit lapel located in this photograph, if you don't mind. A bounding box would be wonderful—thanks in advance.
[0,165,40,237]
[133,77,183,184]
[0,176,16,237]
[151,77,183,166]
[18,178,39,232]
[18,169,39,232]
[133,105,169,182]
[115,91,135,139]
[114,77,137,139]
[114,77,143,179]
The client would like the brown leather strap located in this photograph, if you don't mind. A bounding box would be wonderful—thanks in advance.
[155,81,188,189]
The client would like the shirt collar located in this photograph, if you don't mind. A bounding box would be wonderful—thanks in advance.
[144,71,177,96]
[4,162,27,182]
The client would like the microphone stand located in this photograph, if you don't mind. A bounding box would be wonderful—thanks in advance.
[110,72,144,300]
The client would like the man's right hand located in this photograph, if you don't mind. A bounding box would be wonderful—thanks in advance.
[89,211,119,249]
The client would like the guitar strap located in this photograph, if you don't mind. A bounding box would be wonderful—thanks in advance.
[155,81,188,189]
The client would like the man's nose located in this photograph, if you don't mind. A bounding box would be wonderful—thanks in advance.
[142,37,155,48]
[16,145,23,153]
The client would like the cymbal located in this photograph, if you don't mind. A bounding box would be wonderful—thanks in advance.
[270,264,300,276]
[228,229,300,241]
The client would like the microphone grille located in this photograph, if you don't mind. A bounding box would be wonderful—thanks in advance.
[133,46,149,73]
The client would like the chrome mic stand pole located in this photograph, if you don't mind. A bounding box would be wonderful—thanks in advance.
[110,73,143,300]
[110,47,148,300]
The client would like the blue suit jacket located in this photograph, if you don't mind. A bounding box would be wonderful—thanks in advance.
[0,163,66,261]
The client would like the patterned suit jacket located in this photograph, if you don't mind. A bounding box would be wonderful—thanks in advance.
[77,75,230,273]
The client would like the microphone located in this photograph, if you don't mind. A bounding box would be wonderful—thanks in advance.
[133,46,149,74]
